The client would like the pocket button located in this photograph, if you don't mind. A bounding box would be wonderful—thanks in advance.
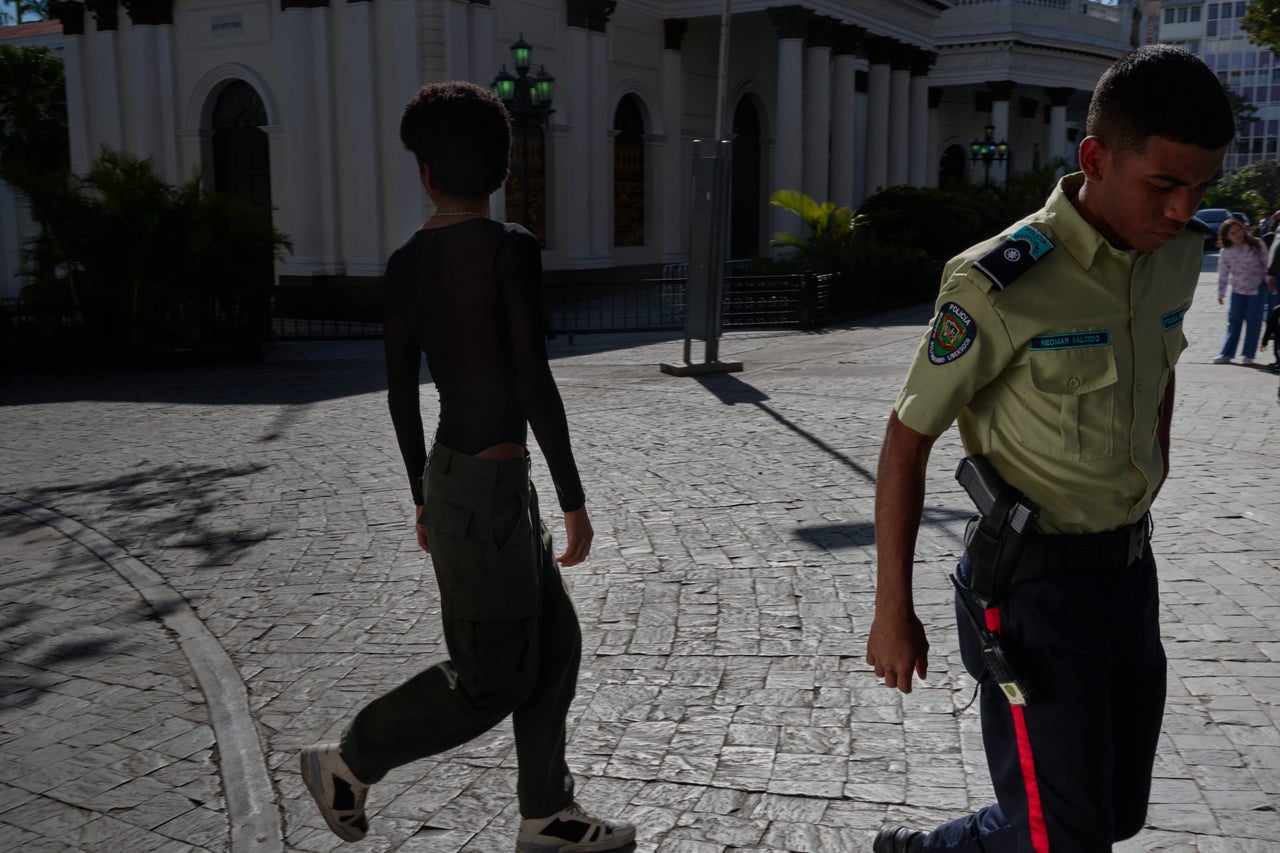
[1067,376,1080,388]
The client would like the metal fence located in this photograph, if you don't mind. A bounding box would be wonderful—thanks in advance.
[2,260,937,363]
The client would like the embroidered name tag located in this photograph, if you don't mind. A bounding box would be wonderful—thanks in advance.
[1030,331,1112,350]
[973,225,1055,290]
[1161,306,1188,330]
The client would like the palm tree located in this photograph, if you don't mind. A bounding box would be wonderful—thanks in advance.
[768,189,866,274]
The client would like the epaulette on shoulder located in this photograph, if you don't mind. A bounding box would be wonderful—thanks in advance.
[971,224,1055,291]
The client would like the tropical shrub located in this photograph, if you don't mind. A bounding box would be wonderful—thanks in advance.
[20,150,291,357]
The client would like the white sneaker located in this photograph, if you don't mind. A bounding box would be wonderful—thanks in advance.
[1242,356,1256,365]
[517,802,636,852]
[300,743,370,842]
[1213,356,1232,364]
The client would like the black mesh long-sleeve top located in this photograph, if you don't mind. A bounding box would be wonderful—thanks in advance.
[382,219,585,512]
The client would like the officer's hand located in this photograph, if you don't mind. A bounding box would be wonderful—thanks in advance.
[1218,297,1224,305]
[866,611,929,694]
[414,504,430,553]
[557,506,593,567]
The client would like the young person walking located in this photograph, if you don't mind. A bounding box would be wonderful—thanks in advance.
[300,81,634,852]
[1213,217,1271,365]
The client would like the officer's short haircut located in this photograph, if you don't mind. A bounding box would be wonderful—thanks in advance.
[400,81,511,198]
[1087,44,1235,156]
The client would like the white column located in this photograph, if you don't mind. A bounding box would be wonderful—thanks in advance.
[829,51,857,208]
[90,28,124,153]
[991,97,1010,184]
[62,33,91,174]
[444,0,469,82]
[339,0,383,277]
[589,28,610,264]
[854,73,868,205]
[908,72,929,187]
[661,44,685,261]
[156,26,180,182]
[564,25,591,263]
[310,7,343,273]
[803,39,832,202]
[469,1,494,88]
[927,90,941,188]
[773,36,804,239]
[279,8,324,275]
[384,0,424,243]
[1046,88,1072,169]
[865,61,890,194]
[122,24,160,161]
[888,63,910,187]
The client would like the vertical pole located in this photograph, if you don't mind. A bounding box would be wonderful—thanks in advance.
[713,0,732,141]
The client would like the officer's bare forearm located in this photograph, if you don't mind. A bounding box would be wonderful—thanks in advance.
[873,412,939,615]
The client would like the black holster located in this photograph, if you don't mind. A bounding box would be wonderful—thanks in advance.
[964,489,1031,607]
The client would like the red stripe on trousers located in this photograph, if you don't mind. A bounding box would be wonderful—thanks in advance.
[984,607,1050,853]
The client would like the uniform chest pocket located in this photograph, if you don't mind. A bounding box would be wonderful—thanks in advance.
[1020,345,1118,461]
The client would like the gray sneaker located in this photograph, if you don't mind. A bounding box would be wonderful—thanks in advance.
[300,743,370,842]
[516,802,635,852]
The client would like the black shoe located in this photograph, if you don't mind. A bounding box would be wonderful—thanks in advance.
[873,826,926,853]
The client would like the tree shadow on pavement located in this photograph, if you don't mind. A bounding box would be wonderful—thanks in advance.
[15,462,277,571]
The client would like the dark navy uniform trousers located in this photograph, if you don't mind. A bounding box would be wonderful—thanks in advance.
[924,547,1165,852]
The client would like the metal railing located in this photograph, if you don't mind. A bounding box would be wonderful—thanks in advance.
[1,260,938,362]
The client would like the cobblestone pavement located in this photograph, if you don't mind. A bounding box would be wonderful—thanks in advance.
[1,270,1277,852]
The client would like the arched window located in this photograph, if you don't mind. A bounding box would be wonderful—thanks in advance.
[730,97,763,260]
[505,124,547,245]
[212,81,271,211]
[612,95,645,247]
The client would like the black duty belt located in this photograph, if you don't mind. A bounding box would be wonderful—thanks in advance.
[1014,514,1151,580]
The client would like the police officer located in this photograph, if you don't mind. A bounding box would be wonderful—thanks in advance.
[867,46,1235,853]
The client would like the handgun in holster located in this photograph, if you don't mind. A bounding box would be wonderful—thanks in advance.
[952,454,1042,706]
[955,454,1040,608]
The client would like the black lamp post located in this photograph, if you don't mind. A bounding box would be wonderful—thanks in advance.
[491,35,555,235]
[970,123,1009,184]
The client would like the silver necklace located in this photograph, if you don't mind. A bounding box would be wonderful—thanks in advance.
[434,210,484,218]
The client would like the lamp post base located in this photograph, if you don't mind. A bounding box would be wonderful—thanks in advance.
[659,360,744,376]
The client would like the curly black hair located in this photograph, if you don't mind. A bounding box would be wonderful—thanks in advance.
[400,81,511,198]
[1087,44,1234,156]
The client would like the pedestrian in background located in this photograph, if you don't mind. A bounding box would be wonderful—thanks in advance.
[1213,218,1270,365]
[866,45,1234,853]
[300,81,634,852]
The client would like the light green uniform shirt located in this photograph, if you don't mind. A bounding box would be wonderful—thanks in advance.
[895,173,1200,534]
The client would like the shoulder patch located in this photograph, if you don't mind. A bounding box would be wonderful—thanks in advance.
[972,225,1055,291]
[928,302,977,365]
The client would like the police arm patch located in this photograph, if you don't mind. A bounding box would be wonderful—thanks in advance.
[929,301,977,364]
[972,225,1054,290]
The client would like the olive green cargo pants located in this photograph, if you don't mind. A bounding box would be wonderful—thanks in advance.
[340,444,582,818]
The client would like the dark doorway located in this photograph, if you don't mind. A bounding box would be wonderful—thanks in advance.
[938,143,968,192]
[212,81,271,211]
[730,97,762,260]
[613,95,645,247]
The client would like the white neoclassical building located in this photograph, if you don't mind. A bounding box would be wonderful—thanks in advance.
[1,0,1140,296]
